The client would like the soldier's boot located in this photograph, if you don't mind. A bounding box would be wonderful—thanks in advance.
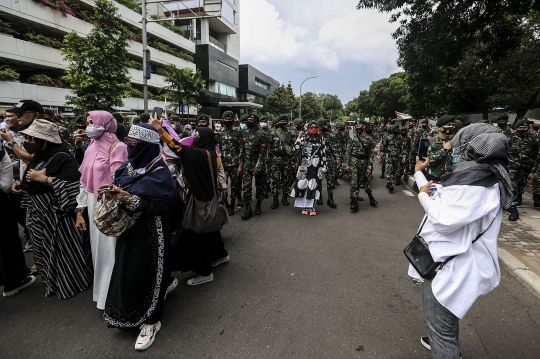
[237,198,244,208]
[282,194,289,206]
[254,200,262,215]
[317,195,324,206]
[264,184,271,199]
[388,183,394,193]
[380,169,385,179]
[386,181,390,188]
[350,197,359,212]
[327,193,337,208]
[241,202,253,220]
[227,198,236,216]
[395,176,402,186]
[271,195,280,209]
[516,192,522,206]
[508,206,519,221]
[334,178,340,186]
[534,194,540,208]
[368,193,378,207]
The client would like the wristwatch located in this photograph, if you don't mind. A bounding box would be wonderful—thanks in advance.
[5,141,16,150]
[75,208,85,213]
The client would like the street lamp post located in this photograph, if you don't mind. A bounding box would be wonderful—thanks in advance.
[299,76,317,120]
[142,0,149,112]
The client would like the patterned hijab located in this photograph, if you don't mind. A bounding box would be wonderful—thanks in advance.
[443,124,512,210]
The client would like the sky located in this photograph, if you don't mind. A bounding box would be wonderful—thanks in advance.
[239,0,400,105]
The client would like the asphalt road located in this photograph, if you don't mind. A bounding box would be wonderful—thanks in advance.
[1,163,540,358]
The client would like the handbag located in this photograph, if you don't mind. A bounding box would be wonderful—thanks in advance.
[404,215,495,279]
[93,165,163,237]
[182,151,224,233]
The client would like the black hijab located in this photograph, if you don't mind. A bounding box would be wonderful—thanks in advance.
[22,142,80,195]
[181,127,218,202]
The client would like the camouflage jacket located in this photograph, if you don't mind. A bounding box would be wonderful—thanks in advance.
[321,132,337,160]
[334,131,347,160]
[498,126,513,139]
[59,125,75,153]
[508,133,539,170]
[345,133,375,170]
[380,134,403,159]
[427,134,454,179]
[267,128,296,163]
[239,128,268,172]
[217,126,243,168]
[179,129,191,139]
[401,133,411,157]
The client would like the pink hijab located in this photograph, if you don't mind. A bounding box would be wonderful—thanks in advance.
[79,111,128,196]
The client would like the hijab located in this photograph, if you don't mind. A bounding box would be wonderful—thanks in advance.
[442,123,512,210]
[114,124,176,213]
[79,111,123,196]
[162,118,181,142]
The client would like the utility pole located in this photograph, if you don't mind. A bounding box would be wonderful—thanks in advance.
[142,0,149,112]
[299,76,317,120]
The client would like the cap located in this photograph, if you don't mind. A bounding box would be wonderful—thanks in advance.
[421,119,428,124]
[389,124,400,131]
[197,114,210,122]
[317,119,328,127]
[247,114,260,122]
[436,115,456,127]
[240,114,249,122]
[44,108,55,116]
[335,121,344,128]
[75,115,85,124]
[111,112,123,121]
[276,114,289,122]
[139,113,151,123]
[260,115,268,122]
[293,118,303,125]
[515,118,529,127]
[132,116,141,123]
[170,115,181,122]
[492,113,509,122]
[222,111,234,120]
[19,119,61,144]
[6,100,44,114]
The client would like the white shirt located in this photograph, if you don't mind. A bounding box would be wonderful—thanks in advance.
[0,149,14,193]
[409,171,502,319]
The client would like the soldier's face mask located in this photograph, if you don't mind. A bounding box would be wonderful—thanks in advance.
[497,121,507,128]
[440,126,456,137]
[516,128,528,136]
[260,122,268,129]
[223,120,233,127]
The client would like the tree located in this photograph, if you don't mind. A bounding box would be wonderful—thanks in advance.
[296,92,322,121]
[369,72,409,120]
[265,82,298,117]
[323,94,343,119]
[62,0,132,112]
[159,64,207,119]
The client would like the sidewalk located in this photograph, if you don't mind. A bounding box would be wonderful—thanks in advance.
[405,174,540,298]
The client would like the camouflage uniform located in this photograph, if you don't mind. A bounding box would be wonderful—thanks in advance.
[346,132,375,198]
[498,126,513,139]
[426,134,454,181]
[58,123,75,154]
[180,129,191,139]
[507,132,539,205]
[239,127,268,202]
[321,131,337,194]
[398,128,410,179]
[267,127,296,196]
[217,125,243,201]
[380,132,403,186]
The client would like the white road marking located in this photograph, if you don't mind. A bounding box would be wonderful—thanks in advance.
[402,190,415,197]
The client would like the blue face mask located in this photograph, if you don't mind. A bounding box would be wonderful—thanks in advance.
[452,142,470,163]
[240,124,248,131]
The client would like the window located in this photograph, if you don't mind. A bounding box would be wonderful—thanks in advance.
[208,81,237,98]
[221,1,236,24]
[255,77,270,90]
[218,61,237,72]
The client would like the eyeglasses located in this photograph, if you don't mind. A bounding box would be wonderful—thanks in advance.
[309,126,318,129]
[124,137,141,146]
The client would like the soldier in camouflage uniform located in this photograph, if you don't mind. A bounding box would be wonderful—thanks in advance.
[239,114,268,219]
[259,115,272,198]
[397,126,410,185]
[317,119,338,208]
[507,118,539,220]
[379,124,402,192]
[426,115,456,181]
[493,113,513,138]
[293,118,304,136]
[44,108,75,154]
[333,121,347,185]
[345,120,377,211]
[378,125,388,178]
[267,114,295,209]
[217,111,243,216]
[404,119,418,175]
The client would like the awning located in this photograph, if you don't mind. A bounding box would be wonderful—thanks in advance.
[219,102,263,109]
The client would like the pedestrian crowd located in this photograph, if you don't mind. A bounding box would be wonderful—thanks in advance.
[0,99,539,356]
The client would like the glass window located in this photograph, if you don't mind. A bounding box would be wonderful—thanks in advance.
[209,81,237,98]
[222,1,235,24]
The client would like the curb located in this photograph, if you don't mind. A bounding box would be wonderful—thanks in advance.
[403,174,540,299]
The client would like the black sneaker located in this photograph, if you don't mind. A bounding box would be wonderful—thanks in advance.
[420,336,431,350]
[3,276,36,297]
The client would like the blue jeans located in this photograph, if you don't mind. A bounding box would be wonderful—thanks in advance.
[423,279,461,359]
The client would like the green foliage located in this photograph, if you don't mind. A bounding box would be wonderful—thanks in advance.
[150,40,193,62]
[32,0,76,17]
[126,86,143,98]
[298,92,322,120]
[62,0,132,112]
[0,66,20,81]
[149,15,186,36]
[28,74,64,87]
[159,64,207,116]
[0,14,20,36]
[126,59,143,70]
[24,31,62,48]
[114,0,141,13]
[265,83,298,117]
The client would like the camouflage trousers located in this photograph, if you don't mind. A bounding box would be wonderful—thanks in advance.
[349,159,372,198]
[223,165,242,200]
[533,166,540,195]
[242,170,266,202]
[380,157,386,175]
[385,155,400,185]
[509,165,532,205]
[325,159,336,194]
[408,151,416,172]
[269,159,294,196]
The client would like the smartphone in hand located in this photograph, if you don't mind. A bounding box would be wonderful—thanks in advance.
[418,138,430,160]
[153,107,163,120]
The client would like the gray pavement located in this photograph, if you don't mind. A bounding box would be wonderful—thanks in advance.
[1,163,540,358]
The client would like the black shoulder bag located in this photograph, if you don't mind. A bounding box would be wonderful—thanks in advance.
[404,215,496,279]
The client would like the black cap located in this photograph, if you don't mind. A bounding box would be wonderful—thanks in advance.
[6,100,44,114]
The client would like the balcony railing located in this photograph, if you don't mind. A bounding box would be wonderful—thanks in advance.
[209,36,226,53]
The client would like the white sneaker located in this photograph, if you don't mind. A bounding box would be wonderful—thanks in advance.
[3,276,36,297]
[212,255,230,267]
[135,322,161,351]
[186,273,214,286]
[164,278,178,300]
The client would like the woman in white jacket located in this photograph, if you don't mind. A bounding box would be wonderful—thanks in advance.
[411,124,512,358]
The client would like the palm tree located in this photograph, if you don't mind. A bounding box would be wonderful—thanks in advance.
[160,64,207,121]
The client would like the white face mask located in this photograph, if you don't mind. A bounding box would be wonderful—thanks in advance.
[260,122,268,129]
[86,126,106,139]
[214,124,222,131]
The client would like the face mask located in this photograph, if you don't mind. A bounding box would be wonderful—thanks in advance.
[224,121,233,127]
[321,127,329,132]
[356,127,364,134]
[77,125,87,130]
[441,126,456,137]
[392,130,399,135]
[295,126,303,131]
[171,124,177,130]
[366,128,373,135]
[422,124,428,128]
[451,142,470,163]
[516,129,528,136]
[86,126,106,139]
[240,124,248,131]
[214,124,222,131]
[401,132,408,136]
[23,141,44,154]
[309,128,318,135]
[260,123,268,129]
[198,123,208,128]
[246,122,255,129]
[498,122,507,129]
[278,123,287,129]
[409,125,414,129]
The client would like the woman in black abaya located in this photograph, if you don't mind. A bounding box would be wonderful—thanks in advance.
[149,117,229,286]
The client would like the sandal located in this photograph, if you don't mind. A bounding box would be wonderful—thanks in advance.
[301,208,308,215]
[309,208,317,216]
[30,265,39,276]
